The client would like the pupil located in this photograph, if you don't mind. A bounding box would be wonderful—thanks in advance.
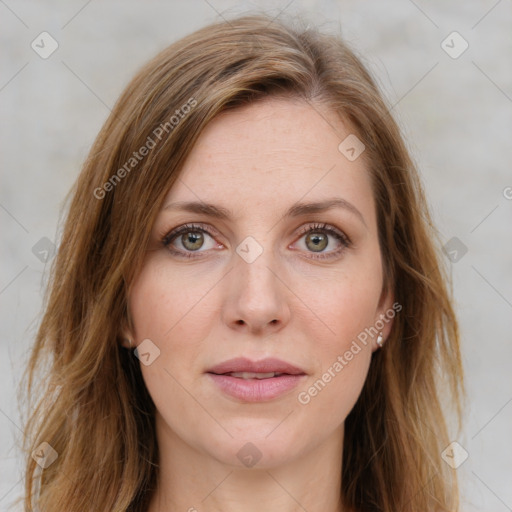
[182,232,203,251]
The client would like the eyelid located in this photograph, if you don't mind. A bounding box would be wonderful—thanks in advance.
[161,222,220,247]
[291,222,351,260]
[295,222,351,245]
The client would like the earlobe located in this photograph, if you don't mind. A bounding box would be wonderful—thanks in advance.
[373,285,397,350]
[121,337,133,349]
[119,320,135,349]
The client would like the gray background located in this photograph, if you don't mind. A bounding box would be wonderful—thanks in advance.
[1,1,511,510]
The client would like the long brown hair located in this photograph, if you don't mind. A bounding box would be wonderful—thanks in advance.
[21,13,464,512]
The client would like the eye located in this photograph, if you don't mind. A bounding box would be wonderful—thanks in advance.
[161,222,350,260]
[162,223,221,258]
[294,223,350,259]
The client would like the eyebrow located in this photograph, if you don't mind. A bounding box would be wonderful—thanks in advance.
[163,198,367,227]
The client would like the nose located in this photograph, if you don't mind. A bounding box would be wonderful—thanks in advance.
[222,250,291,336]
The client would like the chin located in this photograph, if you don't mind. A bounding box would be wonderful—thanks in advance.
[204,424,308,470]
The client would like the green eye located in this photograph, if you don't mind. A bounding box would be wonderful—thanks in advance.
[162,222,351,261]
[181,232,204,251]
[163,224,219,258]
[295,223,351,260]
[305,232,328,252]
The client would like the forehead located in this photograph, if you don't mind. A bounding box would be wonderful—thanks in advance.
[164,97,374,221]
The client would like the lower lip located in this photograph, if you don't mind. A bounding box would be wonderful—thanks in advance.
[207,373,306,402]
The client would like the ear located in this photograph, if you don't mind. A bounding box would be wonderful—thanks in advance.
[119,315,135,349]
[371,284,398,351]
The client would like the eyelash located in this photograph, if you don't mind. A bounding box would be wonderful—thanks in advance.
[161,222,351,260]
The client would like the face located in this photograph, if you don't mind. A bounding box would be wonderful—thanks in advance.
[124,97,394,469]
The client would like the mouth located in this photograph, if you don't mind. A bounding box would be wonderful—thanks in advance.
[206,357,307,402]
[206,356,306,376]
[214,371,289,379]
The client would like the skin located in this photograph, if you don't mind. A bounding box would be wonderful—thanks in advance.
[122,97,394,512]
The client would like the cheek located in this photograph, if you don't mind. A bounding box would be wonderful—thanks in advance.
[128,257,219,346]
[291,253,382,413]
[294,298,375,429]
[127,260,217,420]
[127,256,227,423]
[294,252,383,352]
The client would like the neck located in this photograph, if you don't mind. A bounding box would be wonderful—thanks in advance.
[147,414,345,512]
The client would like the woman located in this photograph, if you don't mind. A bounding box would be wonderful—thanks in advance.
[22,13,464,512]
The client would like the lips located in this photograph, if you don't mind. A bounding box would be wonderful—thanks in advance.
[207,357,306,376]
[206,357,307,402]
